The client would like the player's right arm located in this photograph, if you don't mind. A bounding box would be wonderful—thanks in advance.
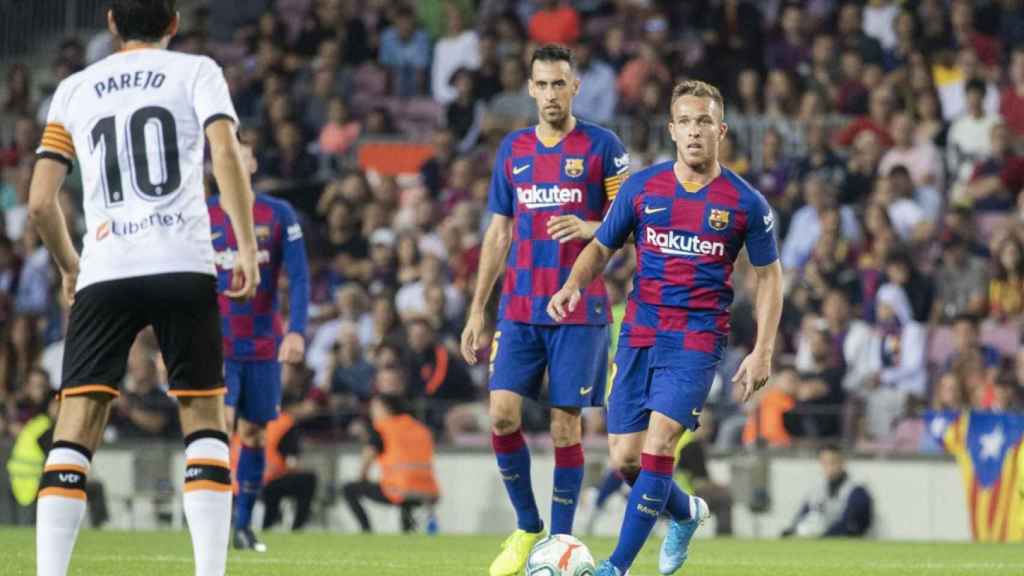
[207,120,259,301]
[28,157,78,305]
[29,85,79,305]
[548,172,640,322]
[461,213,513,364]
[461,136,515,365]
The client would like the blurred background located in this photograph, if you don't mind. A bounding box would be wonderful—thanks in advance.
[1,0,1023,541]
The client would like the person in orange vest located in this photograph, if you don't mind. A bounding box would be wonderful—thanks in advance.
[342,394,440,533]
[230,409,318,531]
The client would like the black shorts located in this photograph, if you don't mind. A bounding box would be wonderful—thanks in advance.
[61,272,224,399]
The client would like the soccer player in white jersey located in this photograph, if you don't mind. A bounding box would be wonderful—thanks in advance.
[27,2,259,575]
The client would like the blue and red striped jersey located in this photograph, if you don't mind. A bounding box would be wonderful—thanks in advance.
[596,162,779,351]
[488,119,629,325]
[208,195,310,361]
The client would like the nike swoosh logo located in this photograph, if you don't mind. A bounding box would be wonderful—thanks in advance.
[211,232,223,240]
[580,386,594,395]
[644,206,667,214]
[692,408,702,417]
[641,493,661,502]
[513,164,530,175]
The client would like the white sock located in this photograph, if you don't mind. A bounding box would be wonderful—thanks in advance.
[36,444,91,576]
[183,433,232,576]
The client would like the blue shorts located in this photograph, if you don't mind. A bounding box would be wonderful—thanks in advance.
[606,344,721,434]
[224,360,281,424]
[489,319,609,408]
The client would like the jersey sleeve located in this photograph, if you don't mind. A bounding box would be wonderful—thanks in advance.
[36,81,75,169]
[279,202,310,336]
[600,131,630,202]
[744,191,780,267]
[486,135,515,217]
[192,57,239,130]
[595,173,641,250]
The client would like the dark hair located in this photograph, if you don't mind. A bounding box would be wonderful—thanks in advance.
[952,312,981,328]
[819,443,842,456]
[993,235,1024,280]
[111,0,177,42]
[530,44,576,75]
[965,77,987,97]
[374,393,408,415]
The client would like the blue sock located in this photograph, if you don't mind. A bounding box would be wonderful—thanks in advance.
[551,443,584,535]
[234,444,265,530]
[609,453,675,572]
[595,469,625,509]
[621,466,692,522]
[493,430,543,533]
[665,480,693,522]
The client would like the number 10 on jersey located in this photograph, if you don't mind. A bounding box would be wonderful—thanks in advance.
[89,106,181,206]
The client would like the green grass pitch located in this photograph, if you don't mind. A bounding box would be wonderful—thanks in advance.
[5,528,1024,575]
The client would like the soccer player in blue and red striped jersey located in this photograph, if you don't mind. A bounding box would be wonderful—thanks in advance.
[549,80,784,576]
[207,142,309,552]
[460,44,629,576]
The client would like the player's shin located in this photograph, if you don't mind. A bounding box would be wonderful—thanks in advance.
[183,430,232,576]
[36,441,92,576]
[608,453,675,572]
[234,441,265,530]
[619,464,692,522]
[551,443,584,534]
[492,429,543,533]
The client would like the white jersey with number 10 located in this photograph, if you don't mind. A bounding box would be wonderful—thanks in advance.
[37,48,238,291]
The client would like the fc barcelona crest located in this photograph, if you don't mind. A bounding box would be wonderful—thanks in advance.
[709,209,730,231]
[564,158,584,178]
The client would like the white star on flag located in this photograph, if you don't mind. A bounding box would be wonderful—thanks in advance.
[979,425,1005,461]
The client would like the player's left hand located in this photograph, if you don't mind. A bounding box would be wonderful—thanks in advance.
[278,332,305,364]
[734,350,772,403]
[546,215,598,243]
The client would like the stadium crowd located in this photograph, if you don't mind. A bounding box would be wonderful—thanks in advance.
[1,0,1024,454]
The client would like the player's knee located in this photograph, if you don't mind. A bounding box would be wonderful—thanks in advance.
[490,414,520,435]
[238,420,266,447]
[548,415,581,446]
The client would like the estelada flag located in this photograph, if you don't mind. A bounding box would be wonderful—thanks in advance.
[943,411,1024,542]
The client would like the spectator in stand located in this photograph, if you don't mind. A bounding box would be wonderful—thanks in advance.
[109,335,180,440]
[834,86,894,150]
[878,112,944,193]
[379,6,432,98]
[913,89,948,150]
[2,64,33,119]
[528,0,580,46]
[1000,46,1024,142]
[965,122,1024,212]
[863,0,900,52]
[945,313,1002,380]
[861,284,928,441]
[573,39,617,125]
[431,2,480,106]
[446,68,485,153]
[933,232,990,323]
[947,79,1000,182]
[319,97,362,158]
[766,2,810,73]
[989,235,1024,320]
[405,318,477,438]
[484,57,536,135]
[835,2,884,65]
[781,174,861,272]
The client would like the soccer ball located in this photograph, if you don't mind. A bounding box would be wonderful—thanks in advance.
[526,534,596,576]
